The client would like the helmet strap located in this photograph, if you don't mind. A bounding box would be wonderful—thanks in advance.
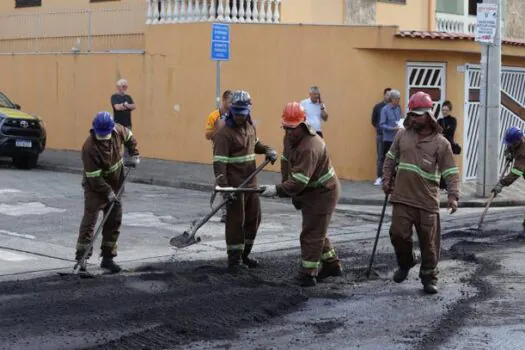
[95,134,112,140]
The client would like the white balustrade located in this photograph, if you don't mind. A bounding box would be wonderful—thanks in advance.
[436,12,476,35]
[146,0,281,24]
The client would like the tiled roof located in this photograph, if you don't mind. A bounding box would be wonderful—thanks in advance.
[396,30,525,47]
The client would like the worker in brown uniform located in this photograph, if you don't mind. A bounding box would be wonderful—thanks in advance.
[492,126,525,239]
[75,111,140,273]
[213,90,277,271]
[260,102,342,287]
[383,91,459,294]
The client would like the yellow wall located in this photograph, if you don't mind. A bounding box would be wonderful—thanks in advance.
[376,0,432,31]
[2,23,525,180]
[281,0,344,25]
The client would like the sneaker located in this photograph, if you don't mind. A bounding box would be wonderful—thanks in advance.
[317,263,343,280]
[423,283,438,294]
[100,258,122,273]
[242,255,259,268]
[374,178,383,186]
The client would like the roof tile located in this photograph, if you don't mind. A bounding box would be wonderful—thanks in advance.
[395,30,525,47]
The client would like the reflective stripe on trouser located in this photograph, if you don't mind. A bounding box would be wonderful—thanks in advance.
[300,209,339,276]
[389,203,441,284]
[225,192,261,264]
[75,189,122,260]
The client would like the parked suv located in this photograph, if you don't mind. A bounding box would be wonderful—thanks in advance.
[0,92,47,169]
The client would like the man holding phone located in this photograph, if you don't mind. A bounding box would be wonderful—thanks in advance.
[300,86,328,138]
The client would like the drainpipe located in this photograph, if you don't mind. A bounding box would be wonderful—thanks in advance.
[428,0,436,31]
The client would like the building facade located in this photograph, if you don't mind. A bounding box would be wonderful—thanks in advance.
[0,0,524,181]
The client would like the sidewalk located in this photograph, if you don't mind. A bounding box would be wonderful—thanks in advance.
[37,149,525,208]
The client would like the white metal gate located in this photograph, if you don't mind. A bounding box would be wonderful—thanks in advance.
[463,64,525,180]
[405,62,446,117]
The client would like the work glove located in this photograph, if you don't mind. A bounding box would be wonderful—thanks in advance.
[261,185,277,198]
[382,181,393,195]
[447,196,458,214]
[504,149,513,163]
[266,149,278,165]
[125,155,140,168]
[491,182,504,196]
[107,191,120,205]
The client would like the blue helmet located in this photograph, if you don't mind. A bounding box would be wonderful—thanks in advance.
[92,111,115,136]
[230,90,252,117]
[504,126,523,145]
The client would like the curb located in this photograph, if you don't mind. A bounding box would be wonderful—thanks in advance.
[36,163,525,208]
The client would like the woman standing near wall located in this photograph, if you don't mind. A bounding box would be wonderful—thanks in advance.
[438,100,461,189]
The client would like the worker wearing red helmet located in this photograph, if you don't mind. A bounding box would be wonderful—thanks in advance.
[492,126,525,239]
[382,91,459,294]
[260,102,342,287]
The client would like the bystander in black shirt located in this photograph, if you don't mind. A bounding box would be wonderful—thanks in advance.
[371,101,387,134]
[111,94,135,128]
[438,116,457,146]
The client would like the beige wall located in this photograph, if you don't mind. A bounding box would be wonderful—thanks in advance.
[376,0,432,31]
[281,0,344,25]
[0,0,143,12]
[2,23,525,180]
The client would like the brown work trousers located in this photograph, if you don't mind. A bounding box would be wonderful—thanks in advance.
[75,190,123,261]
[390,203,441,284]
[300,210,339,276]
[225,192,261,263]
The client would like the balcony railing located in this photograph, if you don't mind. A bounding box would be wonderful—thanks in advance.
[146,0,282,24]
[436,12,476,35]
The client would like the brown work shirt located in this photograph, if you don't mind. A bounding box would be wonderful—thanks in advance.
[277,127,340,215]
[501,138,525,186]
[81,124,139,196]
[213,122,272,188]
[383,128,459,213]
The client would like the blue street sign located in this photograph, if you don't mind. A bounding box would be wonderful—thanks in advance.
[211,23,230,61]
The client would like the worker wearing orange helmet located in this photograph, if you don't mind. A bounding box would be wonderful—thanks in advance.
[383,91,460,294]
[260,102,342,287]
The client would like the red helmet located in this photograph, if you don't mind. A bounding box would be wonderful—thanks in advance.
[408,91,433,115]
[282,102,306,128]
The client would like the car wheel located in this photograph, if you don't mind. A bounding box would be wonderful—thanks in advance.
[13,154,39,170]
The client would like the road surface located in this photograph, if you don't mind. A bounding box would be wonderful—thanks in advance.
[0,167,524,349]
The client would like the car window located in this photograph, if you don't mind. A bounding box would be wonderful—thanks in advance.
[0,93,15,109]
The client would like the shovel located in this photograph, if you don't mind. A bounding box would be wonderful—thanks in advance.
[365,194,389,278]
[170,159,271,249]
[58,166,133,278]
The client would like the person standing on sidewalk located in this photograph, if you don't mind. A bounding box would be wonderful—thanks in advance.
[383,91,459,294]
[438,100,461,190]
[260,102,342,287]
[371,87,392,186]
[111,79,136,129]
[75,111,140,274]
[300,86,328,138]
[492,127,525,239]
[213,90,277,271]
[205,90,233,223]
[380,89,402,164]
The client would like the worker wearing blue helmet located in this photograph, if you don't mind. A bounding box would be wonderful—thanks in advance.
[492,126,525,238]
[75,111,140,273]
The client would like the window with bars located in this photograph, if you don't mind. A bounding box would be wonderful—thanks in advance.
[15,0,41,8]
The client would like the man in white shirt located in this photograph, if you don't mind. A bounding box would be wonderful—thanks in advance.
[300,86,328,138]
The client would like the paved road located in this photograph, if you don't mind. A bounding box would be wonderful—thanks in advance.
[1,168,525,349]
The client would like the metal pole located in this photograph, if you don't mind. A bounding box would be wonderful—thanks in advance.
[216,61,220,109]
[476,0,501,197]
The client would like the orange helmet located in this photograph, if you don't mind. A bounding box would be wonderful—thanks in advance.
[407,91,433,115]
[282,102,306,128]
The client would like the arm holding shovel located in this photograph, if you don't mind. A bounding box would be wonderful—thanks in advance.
[438,142,460,214]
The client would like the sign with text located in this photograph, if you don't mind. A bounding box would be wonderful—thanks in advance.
[211,23,230,61]
[475,3,498,44]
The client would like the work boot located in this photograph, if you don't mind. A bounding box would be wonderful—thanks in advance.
[228,262,249,273]
[242,244,259,268]
[78,260,87,273]
[317,263,343,281]
[423,282,438,294]
[518,229,525,239]
[100,257,122,273]
[228,251,248,273]
[393,268,410,283]
[293,273,317,287]
[221,214,227,223]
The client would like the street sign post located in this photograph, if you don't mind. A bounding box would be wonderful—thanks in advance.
[475,1,501,198]
[211,23,230,109]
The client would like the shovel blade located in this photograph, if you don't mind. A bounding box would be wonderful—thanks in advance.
[170,231,201,248]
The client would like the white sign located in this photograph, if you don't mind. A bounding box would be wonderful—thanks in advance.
[475,3,498,44]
